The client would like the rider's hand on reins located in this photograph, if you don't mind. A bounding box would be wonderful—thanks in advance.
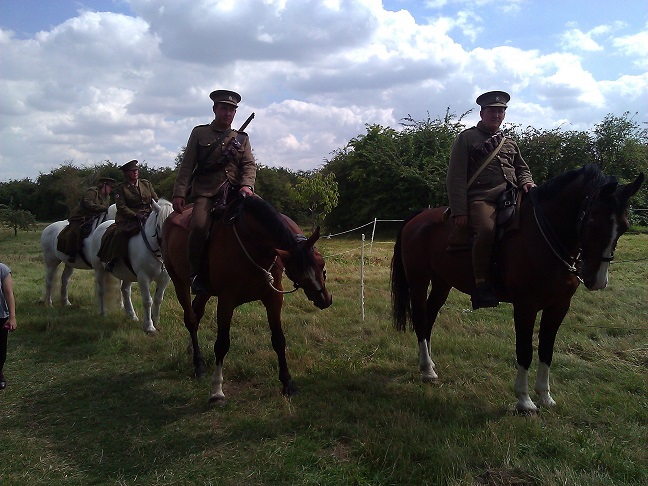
[172,196,185,213]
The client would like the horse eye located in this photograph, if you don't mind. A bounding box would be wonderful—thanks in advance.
[323,269,327,281]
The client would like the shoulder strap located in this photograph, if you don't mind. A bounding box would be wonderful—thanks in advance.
[197,129,233,166]
[467,136,506,188]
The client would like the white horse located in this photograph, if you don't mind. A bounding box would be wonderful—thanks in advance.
[87,199,174,334]
[40,204,117,306]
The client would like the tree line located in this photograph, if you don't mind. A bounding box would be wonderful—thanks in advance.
[1,111,646,233]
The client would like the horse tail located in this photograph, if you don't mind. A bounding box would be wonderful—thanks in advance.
[391,210,423,332]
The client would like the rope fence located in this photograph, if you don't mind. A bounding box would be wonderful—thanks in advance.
[321,214,647,320]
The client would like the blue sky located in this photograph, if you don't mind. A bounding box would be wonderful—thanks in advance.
[1,0,646,181]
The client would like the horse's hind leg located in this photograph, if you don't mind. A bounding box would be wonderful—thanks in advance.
[534,304,570,408]
[60,264,74,306]
[412,276,450,382]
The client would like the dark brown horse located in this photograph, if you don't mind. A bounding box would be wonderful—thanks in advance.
[391,165,643,412]
[162,196,332,404]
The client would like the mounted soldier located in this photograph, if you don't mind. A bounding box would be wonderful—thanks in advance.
[57,176,115,263]
[172,89,256,294]
[98,160,159,272]
[446,91,536,309]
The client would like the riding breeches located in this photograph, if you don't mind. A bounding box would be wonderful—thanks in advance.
[469,200,497,284]
[188,196,213,275]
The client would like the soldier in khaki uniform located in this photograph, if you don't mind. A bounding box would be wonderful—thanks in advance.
[172,89,256,294]
[58,177,115,262]
[98,160,159,271]
[446,91,535,309]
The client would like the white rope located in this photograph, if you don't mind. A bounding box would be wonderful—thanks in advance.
[232,224,298,294]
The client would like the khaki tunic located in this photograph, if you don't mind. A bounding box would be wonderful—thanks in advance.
[173,120,256,199]
[57,186,111,255]
[446,121,534,217]
[114,179,158,222]
[69,186,111,220]
[98,179,158,263]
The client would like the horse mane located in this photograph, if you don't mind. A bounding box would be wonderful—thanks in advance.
[240,197,310,268]
[534,164,616,201]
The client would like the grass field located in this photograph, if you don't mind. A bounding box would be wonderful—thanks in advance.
[0,224,646,485]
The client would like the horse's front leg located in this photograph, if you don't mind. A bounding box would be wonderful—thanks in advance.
[534,303,571,408]
[513,304,539,413]
[188,294,209,379]
[60,264,74,306]
[264,294,296,396]
[41,260,59,306]
[137,276,156,334]
[121,281,138,322]
[151,270,170,327]
[209,299,235,404]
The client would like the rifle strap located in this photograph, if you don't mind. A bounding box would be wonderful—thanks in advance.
[467,136,506,188]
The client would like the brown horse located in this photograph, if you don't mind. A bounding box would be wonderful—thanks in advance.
[162,196,332,404]
[391,164,643,413]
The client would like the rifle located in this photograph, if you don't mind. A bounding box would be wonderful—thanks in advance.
[189,112,255,186]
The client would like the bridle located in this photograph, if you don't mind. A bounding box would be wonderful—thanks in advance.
[232,224,326,296]
[138,211,164,263]
[530,187,616,281]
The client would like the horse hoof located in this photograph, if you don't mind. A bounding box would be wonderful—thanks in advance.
[143,326,158,335]
[208,395,227,407]
[537,396,557,408]
[282,383,299,397]
[422,374,439,383]
[515,402,539,415]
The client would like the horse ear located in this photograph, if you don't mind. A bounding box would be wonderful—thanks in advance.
[276,249,290,262]
[306,226,321,247]
[152,200,161,211]
[600,181,618,198]
[612,172,644,208]
[617,172,644,200]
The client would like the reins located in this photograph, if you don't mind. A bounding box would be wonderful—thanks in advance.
[529,188,581,276]
[529,186,616,281]
[138,212,164,264]
[232,224,299,294]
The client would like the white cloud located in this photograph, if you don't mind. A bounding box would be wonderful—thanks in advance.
[613,27,648,69]
[0,0,646,182]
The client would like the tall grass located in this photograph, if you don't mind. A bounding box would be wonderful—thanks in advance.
[0,226,646,485]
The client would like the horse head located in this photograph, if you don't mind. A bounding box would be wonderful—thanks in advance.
[577,172,644,290]
[276,226,332,310]
[146,199,175,250]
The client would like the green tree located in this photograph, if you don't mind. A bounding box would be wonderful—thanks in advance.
[0,207,37,236]
[291,171,339,231]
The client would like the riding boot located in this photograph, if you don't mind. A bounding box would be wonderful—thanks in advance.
[188,197,213,295]
[471,282,499,310]
[190,273,209,295]
[104,260,115,273]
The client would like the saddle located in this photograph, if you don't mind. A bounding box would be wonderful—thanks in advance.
[168,184,246,233]
[446,188,523,251]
